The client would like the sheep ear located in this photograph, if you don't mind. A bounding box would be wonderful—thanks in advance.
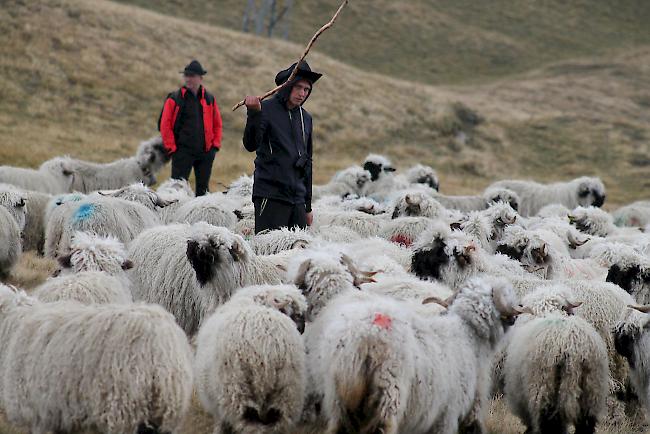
[57,254,73,269]
[121,259,134,270]
[562,300,582,315]
[293,259,312,291]
[155,196,176,208]
[233,209,244,220]
[186,239,218,286]
[228,238,249,262]
[290,239,309,250]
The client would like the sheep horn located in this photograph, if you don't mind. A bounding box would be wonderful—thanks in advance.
[629,304,650,314]
[567,230,589,249]
[492,285,520,317]
[405,195,414,206]
[514,305,535,315]
[562,299,583,315]
[422,296,449,308]
[293,259,312,291]
[17,198,26,208]
[155,196,177,208]
[340,253,378,287]
[568,215,577,224]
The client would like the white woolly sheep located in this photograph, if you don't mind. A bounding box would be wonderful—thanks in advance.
[613,304,650,419]
[432,187,520,213]
[52,195,161,257]
[0,284,193,434]
[224,174,254,200]
[64,136,169,192]
[612,201,650,228]
[404,163,440,191]
[496,225,606,280]
[0,184,50,253]
[0,157,75,194]
[0,207,24,279]
[195,284,307,434]
[313,165,371,199]
[35,232,134,304]
[598,243,650,304]
[34,272,132,305]
[98,182,175,211]
[251,227,313,255]
[308,275,525,434]
[156,178,195,223]
[504,285,609,434]
[410,222,531,289]
[128,222,285,335]
[311,210,388,237]
[390,191,446,219]
[490,176,606,217]
[43,193,87,258]
[170,193,239,229]
[536,203,572,218]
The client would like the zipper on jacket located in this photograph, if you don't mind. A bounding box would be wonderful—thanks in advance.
[288,110,305,157]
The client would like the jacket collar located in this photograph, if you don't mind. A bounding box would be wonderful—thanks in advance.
[181,85,204,99]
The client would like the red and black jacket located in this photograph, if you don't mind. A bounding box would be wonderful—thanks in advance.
[160,86,223,154]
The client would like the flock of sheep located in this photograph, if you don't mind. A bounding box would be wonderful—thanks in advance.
[2,136,650,434]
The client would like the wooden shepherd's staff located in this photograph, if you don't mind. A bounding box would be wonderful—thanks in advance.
[231,0,349,111]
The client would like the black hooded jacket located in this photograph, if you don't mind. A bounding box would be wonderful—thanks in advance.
[243,78,314,212]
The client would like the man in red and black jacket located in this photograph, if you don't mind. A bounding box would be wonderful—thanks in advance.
[160,60,222,196]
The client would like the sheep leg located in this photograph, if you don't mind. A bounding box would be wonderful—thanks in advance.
[573,415,597,434]
[538,411,567,434]
[137,421,169,434]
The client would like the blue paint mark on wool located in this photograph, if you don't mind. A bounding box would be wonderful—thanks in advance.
[73,203,96,223]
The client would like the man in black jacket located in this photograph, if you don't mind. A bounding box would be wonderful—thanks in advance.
[242,61,321,234]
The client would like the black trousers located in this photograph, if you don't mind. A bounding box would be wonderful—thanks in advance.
[171,148,216,196]
[254,197,307,234]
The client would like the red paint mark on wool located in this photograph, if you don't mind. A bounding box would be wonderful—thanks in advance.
[372,313,392,330]
[391,234,412,247]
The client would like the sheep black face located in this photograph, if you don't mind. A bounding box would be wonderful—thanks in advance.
[187,239,222,286]
[577,182,606,208]
[412,237,449,280]
[606,264,643,294]
[613,323,640,368]
[356,171,371,189]
[496,244,525,261]
[243,406,282,426]
[416,174,439,191]
[363,161,382,182]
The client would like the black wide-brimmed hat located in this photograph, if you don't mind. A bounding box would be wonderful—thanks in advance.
[275,60,322,86]
[180,60,207,76]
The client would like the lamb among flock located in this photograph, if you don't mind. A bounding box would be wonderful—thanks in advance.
[2,136,650,434]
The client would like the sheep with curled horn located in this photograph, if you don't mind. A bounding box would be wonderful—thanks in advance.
[128,222,287,335]
[499,285,608,434]
[307,275,526,434]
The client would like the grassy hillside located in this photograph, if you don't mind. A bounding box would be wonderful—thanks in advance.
[114,0,650,85]
[1,0,649,207]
